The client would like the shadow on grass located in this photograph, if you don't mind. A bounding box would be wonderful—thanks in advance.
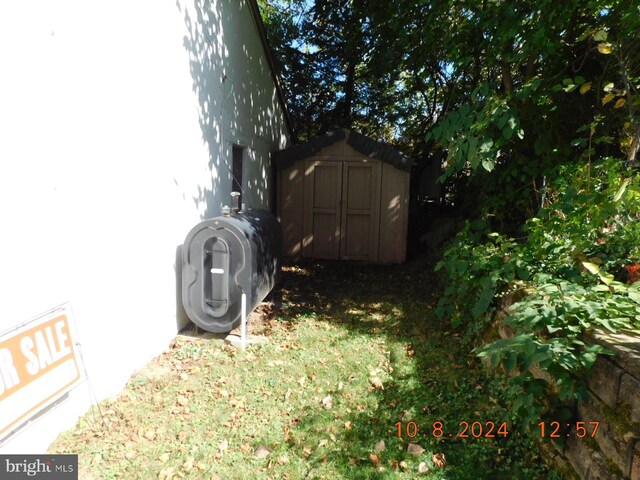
[275,257,562,480]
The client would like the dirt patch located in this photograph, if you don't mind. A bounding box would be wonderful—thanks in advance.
[178,301,281,338]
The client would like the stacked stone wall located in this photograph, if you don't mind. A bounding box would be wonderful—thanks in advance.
[494,295,640,479]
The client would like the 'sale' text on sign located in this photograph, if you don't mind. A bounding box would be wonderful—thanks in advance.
[0,305,83,440]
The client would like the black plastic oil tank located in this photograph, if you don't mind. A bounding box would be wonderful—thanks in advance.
[181,209,281,333]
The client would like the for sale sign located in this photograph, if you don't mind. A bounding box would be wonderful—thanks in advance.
[0,304,83,440]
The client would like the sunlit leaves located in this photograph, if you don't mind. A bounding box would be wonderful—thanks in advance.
[593,30,608,42]
[614,98,626,109]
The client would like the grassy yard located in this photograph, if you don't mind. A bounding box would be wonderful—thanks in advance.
[49,259,562,479]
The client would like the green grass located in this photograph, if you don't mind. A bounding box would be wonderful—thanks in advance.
[49,259,564,479]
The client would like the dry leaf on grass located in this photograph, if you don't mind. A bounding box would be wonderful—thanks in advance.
[344,421,353,430]
[158,467,175,480]
[418,462,430,474]
[374,439,385,452]
[433,452,446,468]
[254,445,270,458]
[368,376,385,390]
[366,453,380,467]
[322,395,333,409]
[407,443,425,456]
[182,457,195,472]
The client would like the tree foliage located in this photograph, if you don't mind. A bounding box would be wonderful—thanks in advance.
[258,0,640,436]
[259,0,639,226]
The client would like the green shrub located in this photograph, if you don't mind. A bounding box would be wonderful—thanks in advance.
[435,157,640,426]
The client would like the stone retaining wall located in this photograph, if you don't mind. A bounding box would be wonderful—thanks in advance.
[561,331,640,480]
[494,296,640,479]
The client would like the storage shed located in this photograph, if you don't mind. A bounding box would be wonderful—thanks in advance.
[274,129,414,263]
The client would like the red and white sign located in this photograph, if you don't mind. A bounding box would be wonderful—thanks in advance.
[0,304,83,440]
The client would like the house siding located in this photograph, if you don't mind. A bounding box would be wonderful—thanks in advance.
[0,0,291,452]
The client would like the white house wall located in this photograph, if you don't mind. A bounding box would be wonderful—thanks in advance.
[0,0,290,453]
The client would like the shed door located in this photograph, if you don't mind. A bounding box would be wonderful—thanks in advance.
[303,160,342,259]
[340,162,380,261]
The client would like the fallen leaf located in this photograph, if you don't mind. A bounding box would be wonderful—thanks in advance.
[285,388,293,400]
[322,395,333,409]
[338,382,344,390]
[303,446,313,457]
[254,445,271,459]
[219,439,229,451]
[369,376,384,390]
[277,455,290,465]
[433,452,447,468]
[182,457,195,472]
[399,460,409,470]
[177,395,189,406]
[418,462,430,474]
[240,442,251,453]
[407,443,425,456]
[159,453,170,463]
[374,439,385,452]
[344,421,353,430]
[318,439,329,447]
[369,453,381,467]
[158,467,175,480]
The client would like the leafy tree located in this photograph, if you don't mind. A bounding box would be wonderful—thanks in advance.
[259,0,639,228]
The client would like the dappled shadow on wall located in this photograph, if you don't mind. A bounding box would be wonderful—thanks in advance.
[179,0,226,220]
[178,0,288,219]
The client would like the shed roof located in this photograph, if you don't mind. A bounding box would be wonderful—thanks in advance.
[273,129,414,172]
